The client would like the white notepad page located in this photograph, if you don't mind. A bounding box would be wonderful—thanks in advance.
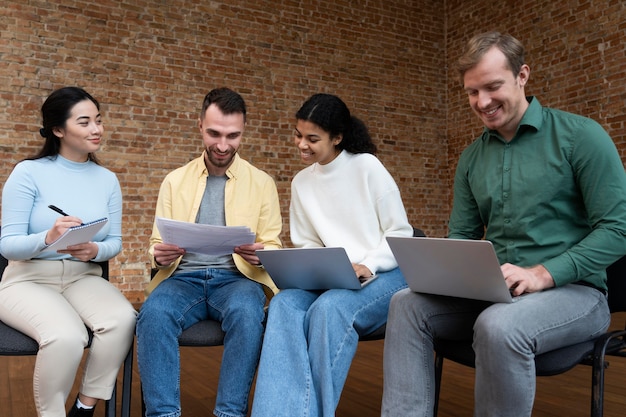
[43,218,108,251]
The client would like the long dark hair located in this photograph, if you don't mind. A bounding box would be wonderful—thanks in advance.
[27,86,101,164]
[295,93,376,155]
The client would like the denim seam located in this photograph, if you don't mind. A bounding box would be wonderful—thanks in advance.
[331,281,407,369]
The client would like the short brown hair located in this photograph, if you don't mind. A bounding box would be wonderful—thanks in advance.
[201,87,247,122]
[457,31,525,84]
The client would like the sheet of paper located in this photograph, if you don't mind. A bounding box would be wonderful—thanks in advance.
[43,218,108,251]
[155,217,256,256]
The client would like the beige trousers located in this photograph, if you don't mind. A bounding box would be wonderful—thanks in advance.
[0,259,137,417]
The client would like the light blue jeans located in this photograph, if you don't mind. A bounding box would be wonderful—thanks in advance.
[251,267,407,417]
[136,268,267,417]
[381,284,610,417]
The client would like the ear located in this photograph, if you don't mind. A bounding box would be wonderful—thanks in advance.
[52,127,64,139]
[517,64,530,87]
[333,134,343,145]
[197,118,202,132]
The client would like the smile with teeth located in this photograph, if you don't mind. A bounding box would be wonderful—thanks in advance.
[483,106,500,116]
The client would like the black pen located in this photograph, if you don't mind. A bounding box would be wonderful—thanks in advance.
[48,205,71,217]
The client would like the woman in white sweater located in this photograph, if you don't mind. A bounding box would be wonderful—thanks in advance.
[252,93,413,417]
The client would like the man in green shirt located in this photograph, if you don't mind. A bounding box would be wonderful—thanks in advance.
[381,31,626,417]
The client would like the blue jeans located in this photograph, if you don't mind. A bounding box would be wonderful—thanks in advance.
[251,267,407,417]
[381,284,611,417]
[136,268,267,417]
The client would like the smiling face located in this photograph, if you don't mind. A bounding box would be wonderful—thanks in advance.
[293,119,342,165]
[198,103,244,176]
[463,46,530,141]
[53,99,103,162]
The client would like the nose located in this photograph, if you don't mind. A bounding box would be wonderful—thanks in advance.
[295,137,307,149]
[215,137,230,152]
[476,91,491,109]
[91,122,103,135]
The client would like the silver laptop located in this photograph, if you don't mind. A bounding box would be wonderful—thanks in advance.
[387,236,517,303]
[256,247,378,290]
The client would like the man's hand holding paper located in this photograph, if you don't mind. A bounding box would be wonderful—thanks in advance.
[155,217,256,257]
[234,242,265,266]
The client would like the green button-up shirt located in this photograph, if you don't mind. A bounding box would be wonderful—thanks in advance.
[449,97,626,290]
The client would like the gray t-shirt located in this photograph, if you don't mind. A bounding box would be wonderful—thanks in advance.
[176,175,237,272]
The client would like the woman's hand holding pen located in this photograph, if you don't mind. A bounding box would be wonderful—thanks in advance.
[45,216,84,245]
[45,216,98,261]
[45,205,97,261]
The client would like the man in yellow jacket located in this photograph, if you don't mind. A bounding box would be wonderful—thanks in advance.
[137,87,282,417]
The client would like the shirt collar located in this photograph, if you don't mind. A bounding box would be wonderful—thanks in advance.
[481,96,542,142]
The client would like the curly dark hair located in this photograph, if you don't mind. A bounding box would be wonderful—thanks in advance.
[295,93,376,155]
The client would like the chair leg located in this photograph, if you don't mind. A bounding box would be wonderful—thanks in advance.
[434,352,444,417]
[102,343,133,417]
[590,343,610,417]
[141,383,146,417]
[105,384,116,417]
[121,343,134,417]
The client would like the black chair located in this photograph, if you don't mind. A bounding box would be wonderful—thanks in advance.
[433,254,626,417]
[0,252,133,417]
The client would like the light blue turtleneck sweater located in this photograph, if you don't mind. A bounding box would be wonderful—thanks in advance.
[0,155,122,262]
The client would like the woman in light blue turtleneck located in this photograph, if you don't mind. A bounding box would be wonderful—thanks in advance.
[0,87,136,417]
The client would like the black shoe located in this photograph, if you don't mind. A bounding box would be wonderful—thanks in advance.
[67,402,96,417]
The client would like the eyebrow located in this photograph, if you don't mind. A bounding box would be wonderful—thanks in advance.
[294,128,320,138]
[75,113,101,121]
[206,128,242,135]
[465,80,505,91]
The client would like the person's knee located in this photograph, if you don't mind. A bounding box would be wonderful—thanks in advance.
[307,295,344,322]
[391,287,413,306]
[388,288,420,318]
[226,295,266,324]
[473,310,517,349]
[137,297,180,335]
[114,304,138,336]
[41,324,89,356]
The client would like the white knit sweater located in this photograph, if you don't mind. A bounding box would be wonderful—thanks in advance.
[289,150,412,274]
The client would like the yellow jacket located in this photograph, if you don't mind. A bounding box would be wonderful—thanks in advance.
[146,152,282,297]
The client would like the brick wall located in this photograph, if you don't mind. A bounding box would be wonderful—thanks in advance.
[2,1,625,301]
[445,0,626,197]
[0,0,447,301]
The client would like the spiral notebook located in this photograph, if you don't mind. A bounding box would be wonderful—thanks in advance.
[43,218,108,251]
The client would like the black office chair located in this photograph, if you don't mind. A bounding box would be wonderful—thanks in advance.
[0,250,133,417]
[433,254,626,417]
